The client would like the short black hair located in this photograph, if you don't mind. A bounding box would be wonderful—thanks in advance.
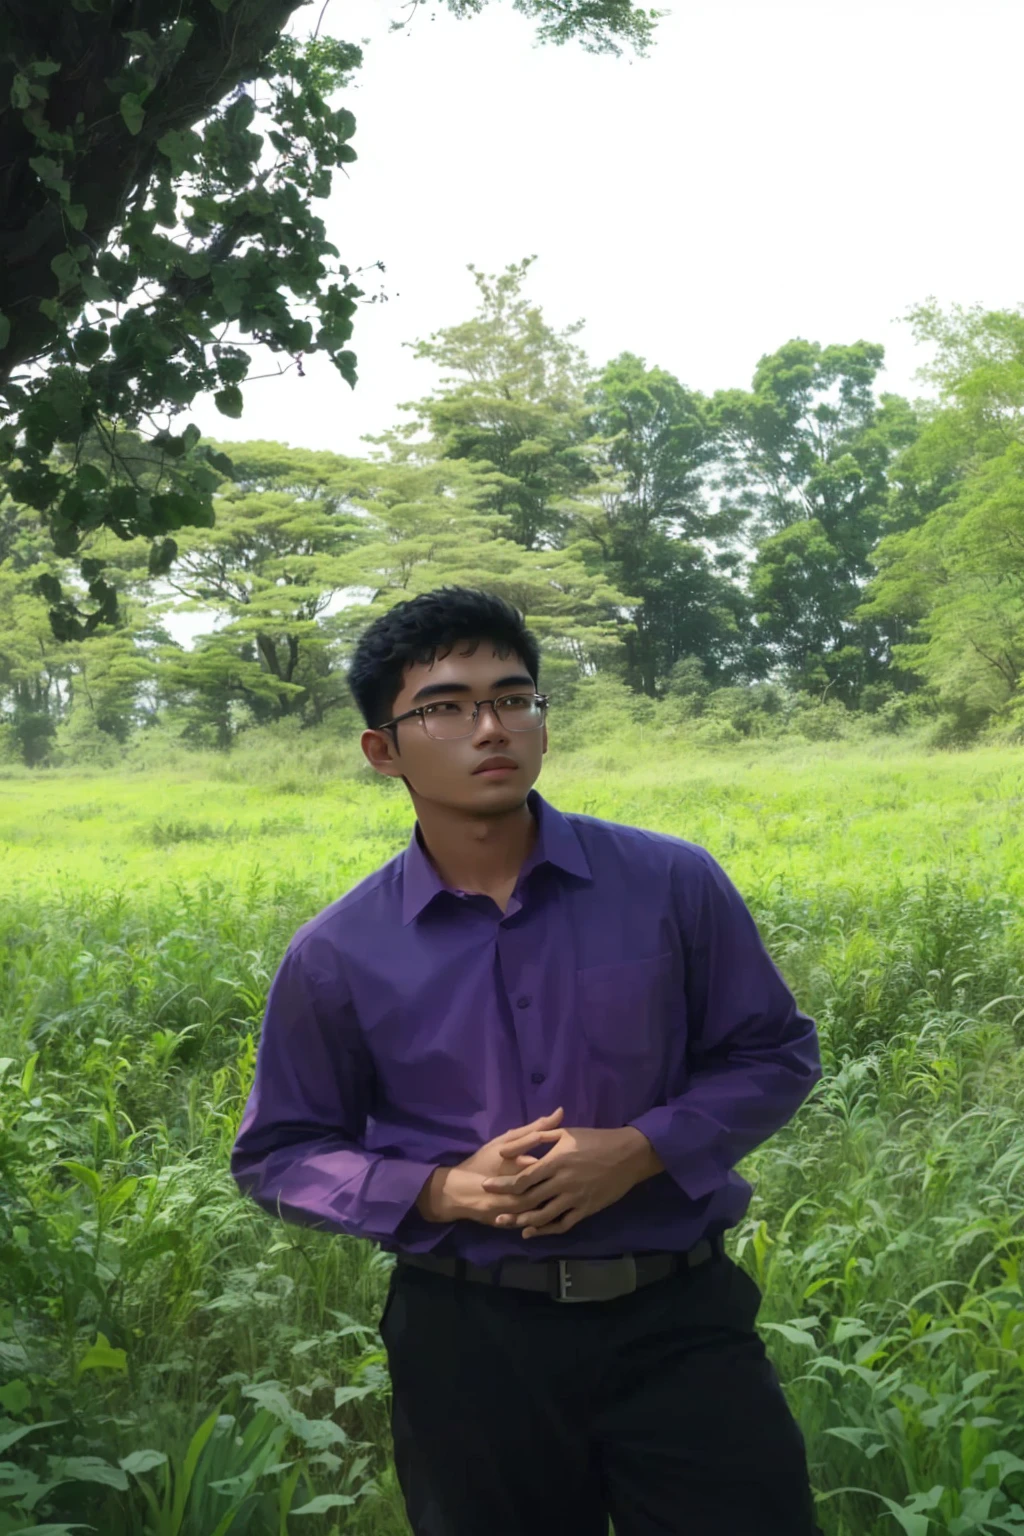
[348,586,541,729]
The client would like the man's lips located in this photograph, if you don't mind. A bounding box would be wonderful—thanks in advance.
[473,761,518,776]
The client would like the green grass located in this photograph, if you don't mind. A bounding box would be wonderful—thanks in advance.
[2,735,1024,1535]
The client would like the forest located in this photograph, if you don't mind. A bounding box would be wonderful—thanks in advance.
[3,263,1024,769]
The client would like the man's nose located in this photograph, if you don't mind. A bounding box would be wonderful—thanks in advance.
[471,701,509,739]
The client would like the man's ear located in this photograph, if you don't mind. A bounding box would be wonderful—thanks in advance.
[361,728,404,779]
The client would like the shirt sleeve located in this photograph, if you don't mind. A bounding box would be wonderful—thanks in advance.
[628,847,823,1203]
[231,930,455,1251]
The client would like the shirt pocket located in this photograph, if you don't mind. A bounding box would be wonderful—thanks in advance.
[575,951,675,1063]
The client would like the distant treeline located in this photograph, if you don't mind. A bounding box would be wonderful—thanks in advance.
[2,263,1022,765]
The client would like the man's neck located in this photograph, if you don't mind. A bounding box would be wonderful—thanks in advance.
[414,795,538,902]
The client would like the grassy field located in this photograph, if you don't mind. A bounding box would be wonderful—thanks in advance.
[2,737,1024,1534]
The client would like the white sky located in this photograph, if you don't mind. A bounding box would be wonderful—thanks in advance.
[188,0,1024,452]
[171,0,1024,643]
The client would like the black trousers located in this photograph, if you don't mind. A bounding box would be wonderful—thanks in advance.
[378,1246,824,1536]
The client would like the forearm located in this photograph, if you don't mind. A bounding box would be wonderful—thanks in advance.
[629,1020,822,1202]
[232,1132,451,1250]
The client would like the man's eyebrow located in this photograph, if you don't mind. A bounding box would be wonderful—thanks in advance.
[408,673,535,704]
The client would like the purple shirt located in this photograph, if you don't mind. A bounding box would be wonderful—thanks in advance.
[231,789,822,1263]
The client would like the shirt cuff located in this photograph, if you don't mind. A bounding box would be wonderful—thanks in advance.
[370,1157,457,1253]
[627,1106,726,1204]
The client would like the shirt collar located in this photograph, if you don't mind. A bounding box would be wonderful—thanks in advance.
[401,788,592,925]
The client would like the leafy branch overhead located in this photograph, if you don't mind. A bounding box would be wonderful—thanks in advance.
[0,0,657,643]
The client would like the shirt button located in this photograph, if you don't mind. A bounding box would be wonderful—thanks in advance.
[517,996,532,1009]
[531,1072,546,1084]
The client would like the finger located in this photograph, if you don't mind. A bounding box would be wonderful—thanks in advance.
[498,1130,564,1160]
[523,1205,578,1239]
[482,1162,558,1195]
[496,1191,572,1229]
[499,1108,563,1143]
[497,1124,564,1148]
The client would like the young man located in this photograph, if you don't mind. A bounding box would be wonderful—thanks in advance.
[231,586,825,1536]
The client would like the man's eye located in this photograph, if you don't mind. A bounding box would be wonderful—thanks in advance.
[423,702,464,715]
[498,695,531,709]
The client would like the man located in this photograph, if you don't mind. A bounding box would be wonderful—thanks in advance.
[231,585,825,1536]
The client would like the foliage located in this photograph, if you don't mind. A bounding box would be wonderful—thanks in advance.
[577,352,746,694]
[393,258,597,551]
[1,746,1024,1533]
[0,6,367,640]
[711,341,920,700]
[857,303,1024,740]
[0,0,656,645]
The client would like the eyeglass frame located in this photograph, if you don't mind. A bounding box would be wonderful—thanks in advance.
[375,692,550,739]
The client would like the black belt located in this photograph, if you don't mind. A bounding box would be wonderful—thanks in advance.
[395,1232,723,1303]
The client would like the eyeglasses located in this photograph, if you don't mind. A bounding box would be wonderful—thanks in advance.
[377,692,550,741]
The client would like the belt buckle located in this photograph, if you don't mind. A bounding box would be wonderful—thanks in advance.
[556,1255,637,1303]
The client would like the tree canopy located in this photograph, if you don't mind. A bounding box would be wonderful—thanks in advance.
[0,0,657,642]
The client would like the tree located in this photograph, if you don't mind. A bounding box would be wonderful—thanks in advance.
[1,1,656,642]
[711,339,919,701]
[149,440,632,746]
[394,259,596,550]
[856,303,1024,730]
[148,442,368,731]
[578,353,746,695]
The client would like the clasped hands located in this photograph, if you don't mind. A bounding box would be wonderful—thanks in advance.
[417,1107,660,1239]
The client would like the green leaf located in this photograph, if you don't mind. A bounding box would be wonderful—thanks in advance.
[205,449,234,477]
[0,1419,65,1455]
[759,1322,818,1348]
[73,327,108,365]
[148,537,178,576]
[32,573,64,606]
[291,1494,357,1516]
[80,271,114,302]
[59,1159,103,1197]
[209,0,235,10]
[119,1448,168,1477]
[0,1379,31,1414]
[48,1455,129,1492]
[29,155,70,199]
[66,203,88,230]
[214,385,243,418]
[334,349,357,387]
[75,1332,127,1377]
[0,312,9,350]
[80,557,107,581]
[50,251,80,294]
[120,92,145,135]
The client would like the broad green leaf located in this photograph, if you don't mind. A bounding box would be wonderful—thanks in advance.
[120,93,145,135]
[50,252,80,294]
[6,1526,95,1534]
[759,1321,817,1348]
[0,1419,65,1455]
[75,1332,127,1377]
[59,1160,102,1197]
[290,1494,357,1515]
[48,1456,129,1492]
[118,1449,168,1477]
[73,327,108,365]
[214,385,243,418]
[0,1379,32,1415]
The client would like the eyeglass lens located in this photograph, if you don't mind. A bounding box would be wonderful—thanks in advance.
[422,695,546,739]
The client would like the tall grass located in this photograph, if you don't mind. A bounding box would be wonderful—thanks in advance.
[1,739,1023,1534]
